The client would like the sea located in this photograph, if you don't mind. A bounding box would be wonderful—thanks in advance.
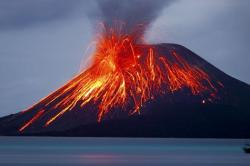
[0,137,249,166]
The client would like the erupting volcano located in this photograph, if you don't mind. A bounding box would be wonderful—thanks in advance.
[0,23,249,138]
[18,24,218,132]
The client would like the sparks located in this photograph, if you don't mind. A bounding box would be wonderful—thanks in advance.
[19,23,219,132]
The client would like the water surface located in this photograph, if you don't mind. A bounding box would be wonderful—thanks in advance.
[0,137,249,166]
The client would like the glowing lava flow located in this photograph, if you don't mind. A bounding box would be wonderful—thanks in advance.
[19,25,218,132]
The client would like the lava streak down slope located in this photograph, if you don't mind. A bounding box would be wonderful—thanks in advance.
[0,43,250,138]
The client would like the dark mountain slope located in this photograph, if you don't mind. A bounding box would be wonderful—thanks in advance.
[0,43,249,138]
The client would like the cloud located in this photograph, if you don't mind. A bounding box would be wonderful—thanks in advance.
[0,0,85,30]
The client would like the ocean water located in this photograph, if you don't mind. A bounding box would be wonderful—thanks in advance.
[0,137,249,166]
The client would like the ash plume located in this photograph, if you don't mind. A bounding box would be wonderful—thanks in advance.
[90,0,174,33]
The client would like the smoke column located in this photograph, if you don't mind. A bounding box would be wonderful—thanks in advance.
[89,0,173,33]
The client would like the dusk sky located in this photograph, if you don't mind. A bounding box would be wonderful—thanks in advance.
[0,0,249,116]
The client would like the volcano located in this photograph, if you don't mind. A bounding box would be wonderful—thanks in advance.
[0,26,250,138]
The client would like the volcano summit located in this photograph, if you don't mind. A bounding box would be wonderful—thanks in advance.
[0,25,250,138]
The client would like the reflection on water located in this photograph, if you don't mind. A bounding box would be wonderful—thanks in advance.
[0,137,249,166]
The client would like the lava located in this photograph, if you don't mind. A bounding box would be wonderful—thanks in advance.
[19,24,218,132]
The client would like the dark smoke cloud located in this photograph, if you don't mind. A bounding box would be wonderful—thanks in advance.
[0,0,83,30]
[90,0,174,32]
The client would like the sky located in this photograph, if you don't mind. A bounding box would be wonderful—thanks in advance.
[0,0,249,116]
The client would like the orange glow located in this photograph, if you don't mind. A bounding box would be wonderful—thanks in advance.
[19,109,45,132]
[19,24,219,132]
